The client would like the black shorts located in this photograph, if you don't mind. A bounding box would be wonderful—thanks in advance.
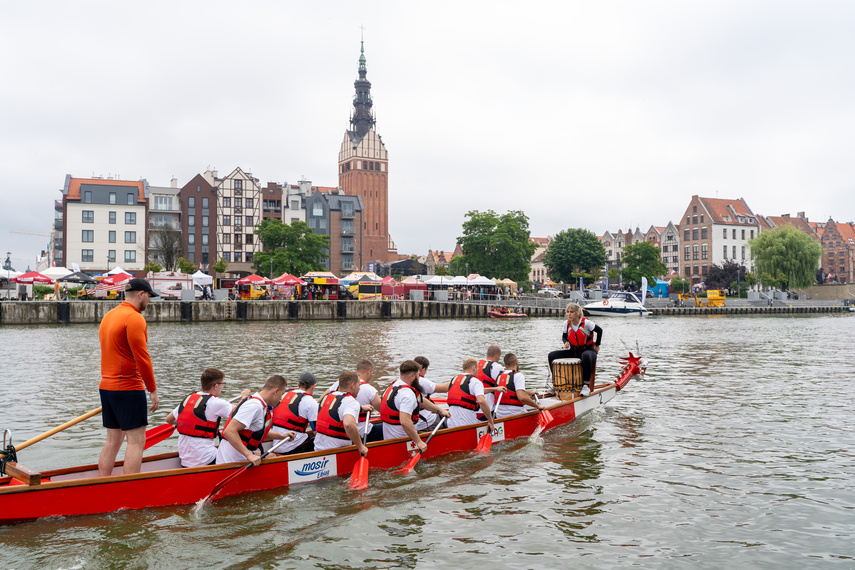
[100,389,148,431]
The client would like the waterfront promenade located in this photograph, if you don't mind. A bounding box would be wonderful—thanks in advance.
[0,296,849,325]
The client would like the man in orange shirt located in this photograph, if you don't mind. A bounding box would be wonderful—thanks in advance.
[97,278,160,476]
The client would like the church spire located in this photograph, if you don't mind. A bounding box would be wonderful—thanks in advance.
[350,39,375,140]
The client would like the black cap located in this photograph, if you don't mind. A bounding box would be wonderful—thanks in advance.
[297,372,317,387]
[125,278,159,297]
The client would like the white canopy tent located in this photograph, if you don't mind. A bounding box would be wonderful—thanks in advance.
[107,266,129,275]
[191,270,213,285]
[41,267,73,280]
[468,275,496,286]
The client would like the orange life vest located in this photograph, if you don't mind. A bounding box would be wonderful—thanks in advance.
[380,383,421,425]
[176,392,221,439]
[447,374,479,411]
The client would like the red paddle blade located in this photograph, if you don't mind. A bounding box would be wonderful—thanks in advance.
[537,411,549,428]
[544,409,555,424]
[144,424,175,450]
[475,433,493,454]
[348,456,368,490]
[397,452,422,475]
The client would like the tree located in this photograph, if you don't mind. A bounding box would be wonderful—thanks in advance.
[253,219,330,277]
[143,262,163,273]
[148,225,184,271]
[454,210,537,283]
[177,257,197,273]
[669,275,689,294]
[544,228,607,284]
[749,226,823,290]
[212,257,229,275]
[706,260,747,292]
[620,242,667,289]
[434,265,450,276]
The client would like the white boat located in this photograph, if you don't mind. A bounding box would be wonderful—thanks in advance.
[583,291,649,317]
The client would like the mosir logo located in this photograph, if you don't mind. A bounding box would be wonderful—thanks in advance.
[475,424,505,444]
[288,455,337,484]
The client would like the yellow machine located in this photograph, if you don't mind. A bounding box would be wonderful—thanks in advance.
[678,292,701,306]
[705,289,726,307]
[238,283,268,300]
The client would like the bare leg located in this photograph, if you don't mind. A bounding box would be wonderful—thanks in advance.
[122,426,147,474]
[98,428,126,477]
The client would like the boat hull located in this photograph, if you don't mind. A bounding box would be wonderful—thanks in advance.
[488,311,528,319]
[0,382,629,525]
[584,306,649,317]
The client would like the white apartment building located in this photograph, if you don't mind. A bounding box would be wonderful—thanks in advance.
[208,167,263,275]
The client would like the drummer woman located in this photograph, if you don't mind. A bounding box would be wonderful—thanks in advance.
[547,303,602,396]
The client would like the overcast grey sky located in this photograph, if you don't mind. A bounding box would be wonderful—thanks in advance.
[2,1,854,270]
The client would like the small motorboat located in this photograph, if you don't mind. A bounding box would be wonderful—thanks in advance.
[488,309,527,319]
[583,291,649,317]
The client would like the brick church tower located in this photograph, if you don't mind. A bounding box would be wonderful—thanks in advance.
[338,41,396,264]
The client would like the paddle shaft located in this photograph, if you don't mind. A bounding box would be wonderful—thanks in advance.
[1,406,102,456]
[203,433,294,502]
[423,416,447,445]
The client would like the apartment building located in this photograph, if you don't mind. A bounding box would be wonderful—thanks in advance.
[819,219,855,284]
[178,174,218,268]
[207,167,263,275]
[305,188,364,275]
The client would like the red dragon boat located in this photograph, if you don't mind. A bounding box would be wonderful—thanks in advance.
[0,354,645,525]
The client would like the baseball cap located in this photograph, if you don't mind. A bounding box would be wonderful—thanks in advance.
[297,372,317,387]
[125,278,159,297]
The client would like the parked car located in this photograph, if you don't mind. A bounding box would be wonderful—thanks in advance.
[537,287,562,298]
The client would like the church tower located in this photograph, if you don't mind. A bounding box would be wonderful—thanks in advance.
[338,40,395,265]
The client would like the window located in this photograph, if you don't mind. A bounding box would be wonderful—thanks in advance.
[685,266,691,277]
[694,265,700,275]
[291,218,299,223]
[125,231,136,243]
[342,203,354,217]
[154,196,172,210]
[750,230,755,239]
[84,191,92,204]
[342,220,354,234]
[363,161,368,169]
[723,246,728,259]
[125,250,136,263]
[109,192,116,205]
[245,252,253,263]
[223,197,231,208]
[223,234,231,244]
[234,252,242,263]
[245,234,253,244]
[109,230,116,243]
[223,215,230,226]
[127,193,134,205]
[189,197,195,209]
[245,216,253,227]
[223,252,230,262]
[702,244,708,260]
[692,229,698,240]
[82,210,94,223]
[684,229,690,241]
[692,245,699,260]
[693,215,698,224]
[723,229,727,239]
[202,197,209,209]
[82,230,94,242]
[125,212,136,224]
[700,214,704,223]
[202,234,208,245]
[109,211,116,224]
[234,180,243,191]
[742,246,746,260]
[245,198,253,208]
[108,250,116,263]
[701,228,708,239]
[188,251,195,262]
[732,229,737,239]
[741,229,746,240]
[733,246,737,259]
[81,249,94,262]
[188,234,195,245]
[202,216,208,228]
[684,245,690,261]
[693,206,697,214]
[188,215,195,227]
[318,218,326,230]
[291,200,299,210]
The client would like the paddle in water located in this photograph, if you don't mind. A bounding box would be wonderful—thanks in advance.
[475,392,503,454]
[348,414,372,490]
[194,433,293,513]
[396,416,447,475]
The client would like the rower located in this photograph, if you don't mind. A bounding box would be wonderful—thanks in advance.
[216,375,293,466]
[447,358,503,432]
[164,368,250,468]
[475,345,504,415]
[413,356,449,431]
[313,371,367,455]
[494,353,546,419]
[381,360,450,452]
[321,360,382,442]
[267,372,319,455]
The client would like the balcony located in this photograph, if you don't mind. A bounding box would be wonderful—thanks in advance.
[340,209,354,219]
[341,228,354,236]
[342,244,355,253]
[341,261,355,270]
[54,220,63,231]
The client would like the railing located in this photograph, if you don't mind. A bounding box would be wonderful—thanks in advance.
[341,209,354,218]
[342,244,355,252]
[341,228,354,236]
[341,262,355,270]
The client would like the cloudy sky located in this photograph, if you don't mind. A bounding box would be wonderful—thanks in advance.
[2,1,854,270]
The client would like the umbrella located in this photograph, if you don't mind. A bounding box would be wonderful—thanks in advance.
[10,271,53,284]
[237,274,271,285]
[57,272,97,284]
[273,273,306,286]
[101,272,132,286]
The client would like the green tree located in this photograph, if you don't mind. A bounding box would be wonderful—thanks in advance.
[454,210,537,283]
[177,257,197,273]
[212,257,229,275]
[544,228,607,284]
[669,275,689,294]
[621,242,667,289]
[143,262,163,273]
[749,226,823,290]
[253,219,330,277]
[434,265,450,276]
[706,260,746,292]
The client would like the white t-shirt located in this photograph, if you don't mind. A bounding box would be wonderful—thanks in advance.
[328,379,378,436]
[382,379,420,440]
[496,371,528,419]
[447,377,485,428]
[415,377,437,431]
[171,392,233,468]
[216,394,270,465]
[480,360,504,410]
[264,390,319,454]
[314,392,361,451]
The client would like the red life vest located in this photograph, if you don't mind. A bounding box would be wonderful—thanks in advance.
[380,383,421,425]
[447,374,479,411]
[357,380,371,422]
[475,359,497,388]
[176,392,221,439]
[496,371,523,406]
[272,390,311,432]
[316,392,356,439]
[566,317,594,349]
[223,395,272,451]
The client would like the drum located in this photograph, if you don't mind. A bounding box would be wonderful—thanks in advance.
[552,358,583,400]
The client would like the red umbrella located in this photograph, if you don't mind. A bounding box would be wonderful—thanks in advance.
[10,271,53,284]
[237,274,271,285]
[273,273,306,286]
[101,272,132,286]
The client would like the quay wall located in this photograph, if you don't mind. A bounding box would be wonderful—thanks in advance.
[0,300,849,326]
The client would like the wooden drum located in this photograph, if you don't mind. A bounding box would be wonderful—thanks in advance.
[552,358,583,401]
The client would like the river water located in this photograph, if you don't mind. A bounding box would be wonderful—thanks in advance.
[1,313,854,569]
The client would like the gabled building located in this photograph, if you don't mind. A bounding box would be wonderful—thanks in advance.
[207,167,263,275]
[178,174,218,269]
[60,175,149,274]
[660,222,681,275]
[528,236,551,284]
[820,219,855,284]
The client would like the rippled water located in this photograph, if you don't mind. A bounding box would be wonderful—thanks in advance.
[1,313,854,568]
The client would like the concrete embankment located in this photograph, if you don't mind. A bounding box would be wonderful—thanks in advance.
[649,305,848,316]
[0,300,563,326]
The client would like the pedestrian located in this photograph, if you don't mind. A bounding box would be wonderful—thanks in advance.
[97,278,160,477]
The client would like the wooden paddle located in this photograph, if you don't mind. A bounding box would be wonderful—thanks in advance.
[348,414,372,490]
[396,416,447,474]
[196,433,294,510]
[1,406,102,457]
[475,392,503,454]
